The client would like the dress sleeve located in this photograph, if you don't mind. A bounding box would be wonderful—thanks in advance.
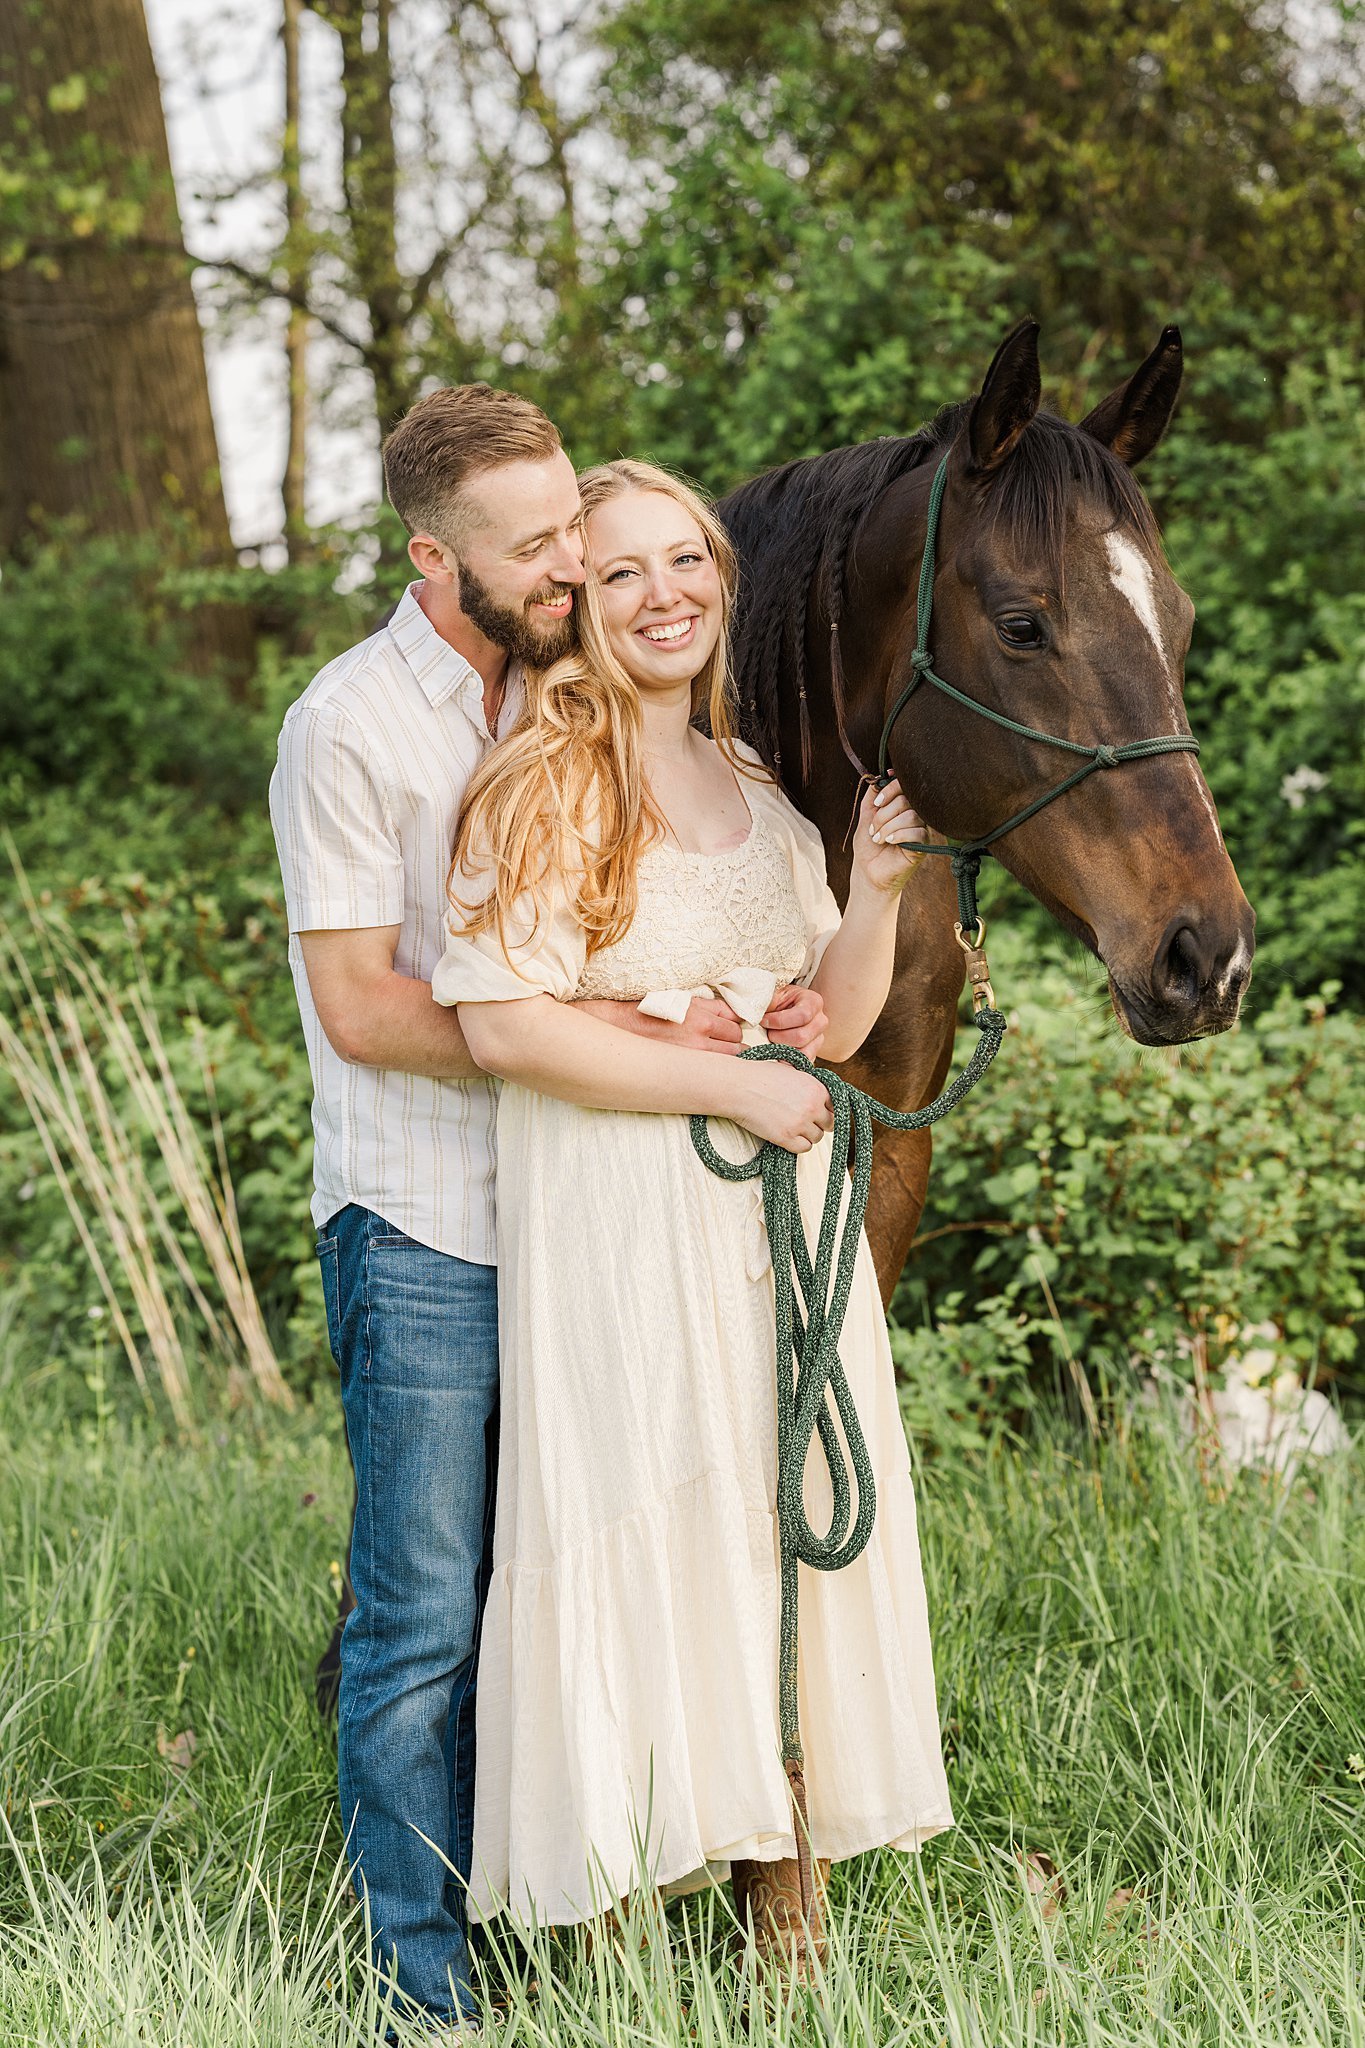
[732,743,844,984]
[431,832,589,1007]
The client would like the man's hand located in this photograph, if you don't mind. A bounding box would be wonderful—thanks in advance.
[575,995,744,1054]
[762,984,828,1058]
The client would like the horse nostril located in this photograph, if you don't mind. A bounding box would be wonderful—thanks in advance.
[1154,921,1205,1005]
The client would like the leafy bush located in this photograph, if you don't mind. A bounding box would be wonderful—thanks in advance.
[1146,311,1365,1003]
[0,536,249,801]
[587,198,1014,488]
[890,1292,1046,1461]
[899,926,1365,1404]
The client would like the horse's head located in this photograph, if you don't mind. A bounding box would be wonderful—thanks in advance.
[875,319,1254,1045]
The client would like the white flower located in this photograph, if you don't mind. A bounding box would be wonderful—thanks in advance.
[1224,1321,1280,1387]
[1231,1346,1278,1388]
[1281,764,1329,810]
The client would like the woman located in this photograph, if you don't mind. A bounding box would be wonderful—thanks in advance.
[433,460,952,1958]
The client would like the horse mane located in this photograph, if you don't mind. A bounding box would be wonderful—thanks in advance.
[719,402,1162,783]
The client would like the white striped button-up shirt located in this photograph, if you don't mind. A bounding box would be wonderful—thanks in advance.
[269,583,523,1263]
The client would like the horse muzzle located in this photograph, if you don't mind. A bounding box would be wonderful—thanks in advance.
[1107,906,1256,1045]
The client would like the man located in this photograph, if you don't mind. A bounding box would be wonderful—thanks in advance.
[270,383,824,2035]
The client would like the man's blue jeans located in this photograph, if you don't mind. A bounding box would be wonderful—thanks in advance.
[317,1204,499,2028]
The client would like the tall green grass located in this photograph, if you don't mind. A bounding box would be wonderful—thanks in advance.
[1,1324,1360,2045]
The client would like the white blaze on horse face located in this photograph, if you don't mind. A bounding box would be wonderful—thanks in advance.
[1103,531,1171,692]
[1102,528,1223,843]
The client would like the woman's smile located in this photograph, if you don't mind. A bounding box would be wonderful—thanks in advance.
[637,613,698,647]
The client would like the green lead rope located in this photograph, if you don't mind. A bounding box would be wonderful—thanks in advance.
[688,1006,1006,1802]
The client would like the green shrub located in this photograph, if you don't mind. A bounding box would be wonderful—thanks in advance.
[899,927,1365,1402]
[1147,313,1365,1003]
[0,536,254,802]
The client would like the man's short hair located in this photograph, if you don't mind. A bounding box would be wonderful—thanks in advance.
[382,384,562,544]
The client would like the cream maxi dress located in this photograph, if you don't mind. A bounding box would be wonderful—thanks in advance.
[432,745,953,1926]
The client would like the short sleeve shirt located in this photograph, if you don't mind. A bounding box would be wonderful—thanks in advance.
[268,583,523,1262]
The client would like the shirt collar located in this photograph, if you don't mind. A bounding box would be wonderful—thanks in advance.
[387,583,525,738]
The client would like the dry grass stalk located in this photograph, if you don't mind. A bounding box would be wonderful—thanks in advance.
[0,942,194,1430]
[63,927,291,1407]
[0,843,291,1422]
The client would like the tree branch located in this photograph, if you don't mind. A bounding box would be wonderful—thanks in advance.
[188,250,370,357]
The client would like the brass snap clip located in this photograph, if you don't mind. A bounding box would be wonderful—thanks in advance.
[954,915,997,1014]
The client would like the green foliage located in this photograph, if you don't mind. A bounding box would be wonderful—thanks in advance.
[900,928,1365,1395]
[585,198,1014,489]
[0,531,380,1389]
[600,0,1365,360]
[1147,316,1365,1000]
[891,1291,1044,1460]
[0,534,262,802]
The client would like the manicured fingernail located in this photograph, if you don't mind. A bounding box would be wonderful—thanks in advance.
[871,831,882,843]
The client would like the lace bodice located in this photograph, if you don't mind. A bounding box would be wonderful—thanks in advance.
[573,811,811,1002]
[432,744,843,1017]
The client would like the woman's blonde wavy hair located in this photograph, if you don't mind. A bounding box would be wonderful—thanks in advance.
[450,459,745,961]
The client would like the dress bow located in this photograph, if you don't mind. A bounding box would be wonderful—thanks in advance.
[635,965,781,1036]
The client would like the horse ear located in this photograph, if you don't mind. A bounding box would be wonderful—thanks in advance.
[1079,326,1184,467]
[967,317,1042,473]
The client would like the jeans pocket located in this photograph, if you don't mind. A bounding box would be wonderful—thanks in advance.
[367,1215,416,1248]
[316,1235,342,1366]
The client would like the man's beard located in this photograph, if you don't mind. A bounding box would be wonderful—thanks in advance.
[457,560,579,668]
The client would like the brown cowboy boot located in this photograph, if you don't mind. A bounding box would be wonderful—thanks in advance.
[731,1855,831,1979]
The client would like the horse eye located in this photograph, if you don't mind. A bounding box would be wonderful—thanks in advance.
[997,614,1045,648]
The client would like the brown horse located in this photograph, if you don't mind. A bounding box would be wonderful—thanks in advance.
[316,318,1254,1707]
[719,316,1255,1301]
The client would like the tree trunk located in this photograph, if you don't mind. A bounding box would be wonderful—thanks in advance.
[0,0,253,681]
[313,0,409,438]
[282,0,311,558]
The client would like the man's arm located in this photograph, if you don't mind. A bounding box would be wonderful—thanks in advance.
[299,929,755,1078]
[300,927,484,1078]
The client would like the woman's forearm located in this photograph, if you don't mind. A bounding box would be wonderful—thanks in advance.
[460,993,748,1117]
[809,877,902,1061]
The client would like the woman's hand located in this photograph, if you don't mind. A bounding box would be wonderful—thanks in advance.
[723,1061,834,1154]
[851,777,927,895]
[762,983,827,1057]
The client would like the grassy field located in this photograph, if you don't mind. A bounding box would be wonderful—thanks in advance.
[1,1319,1362,2047]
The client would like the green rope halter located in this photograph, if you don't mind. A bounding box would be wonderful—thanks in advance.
[877,451,1202,935]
